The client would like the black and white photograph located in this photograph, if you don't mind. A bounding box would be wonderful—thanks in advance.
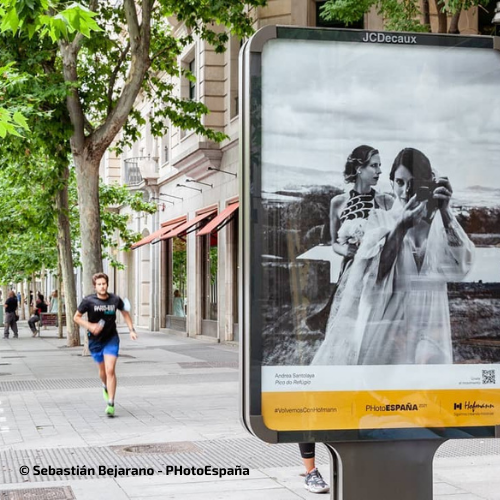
[258,38,500,369]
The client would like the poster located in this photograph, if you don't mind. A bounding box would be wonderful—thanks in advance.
[243,27,500,439]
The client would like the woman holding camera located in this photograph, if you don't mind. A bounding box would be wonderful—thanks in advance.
[357,147,475,364]
[312,147,475,365]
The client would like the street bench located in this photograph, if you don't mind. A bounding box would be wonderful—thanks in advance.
[37,312,66,336]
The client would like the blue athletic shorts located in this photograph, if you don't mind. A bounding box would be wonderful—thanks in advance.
[89,334,120,364]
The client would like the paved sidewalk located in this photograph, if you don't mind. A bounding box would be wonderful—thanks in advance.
[0,321,498,499]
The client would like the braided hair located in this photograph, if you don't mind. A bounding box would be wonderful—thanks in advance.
[343,145,379,183]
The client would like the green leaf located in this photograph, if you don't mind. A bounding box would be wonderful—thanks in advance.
[13,111,29,130]
[0,8,20,33]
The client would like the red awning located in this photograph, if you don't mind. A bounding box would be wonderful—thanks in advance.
[197,202,239,236]
[131,220,185,249]
[159,209,217,241]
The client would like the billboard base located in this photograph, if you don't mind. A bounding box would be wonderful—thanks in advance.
[326,439,444,499]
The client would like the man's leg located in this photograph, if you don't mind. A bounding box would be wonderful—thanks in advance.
[104,355,117,402]
[4,313,10,338]
[12,318,18,338]
[97,361,106,387]
[28,315,38,335]
[103,354,117,417]
[91,345,109,403]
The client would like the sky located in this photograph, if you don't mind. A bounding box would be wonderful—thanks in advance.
[260,38,500,198]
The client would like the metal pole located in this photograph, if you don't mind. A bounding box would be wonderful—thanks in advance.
[325,440,444,500]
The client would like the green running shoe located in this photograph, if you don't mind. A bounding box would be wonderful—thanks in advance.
[105,404,115,417]
[102,387,109,402]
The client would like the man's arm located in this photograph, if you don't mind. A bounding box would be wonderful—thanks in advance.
[120,310,137,340]
[74,310,101,335]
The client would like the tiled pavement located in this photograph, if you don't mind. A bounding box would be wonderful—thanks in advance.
[0,322,499,499]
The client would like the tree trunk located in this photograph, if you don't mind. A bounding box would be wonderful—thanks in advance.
[55,169,80,346]
[23,281,29,319]
[422,0,431,31]
[73,155,102,356]
[57,263,63,339]
[74,155,103,295]
[19,283,25,320]
[31,275,36,315]
[448,9,461,34]
[434,0,448,33]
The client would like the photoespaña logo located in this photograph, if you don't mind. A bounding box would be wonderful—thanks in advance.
[454,401,495,412]
[362,32,417,44]
[366,403,419,412]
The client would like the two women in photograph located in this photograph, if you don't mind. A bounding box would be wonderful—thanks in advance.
[312,147,475,366]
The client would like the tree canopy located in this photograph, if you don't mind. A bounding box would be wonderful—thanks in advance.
[321,0,493,33]
[0,0,267,294]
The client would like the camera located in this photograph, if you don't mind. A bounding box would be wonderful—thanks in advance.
[407,177,448,216]
[407,178,437,203]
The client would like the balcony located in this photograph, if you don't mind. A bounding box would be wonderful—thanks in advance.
[124,158,143,187]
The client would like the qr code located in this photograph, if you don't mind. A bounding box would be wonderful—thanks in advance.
[482,370,496,385]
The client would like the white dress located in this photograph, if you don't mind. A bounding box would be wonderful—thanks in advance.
[311,203,475,365]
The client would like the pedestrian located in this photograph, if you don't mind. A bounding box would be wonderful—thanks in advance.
[4,290,19,339]
[49,290,59,313]
[74,272,137,417]
[28,293,48,337]
[173,289,185,317]
[299,443,330,494]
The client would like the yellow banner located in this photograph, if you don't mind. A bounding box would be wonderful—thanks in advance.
[262,389,500,431]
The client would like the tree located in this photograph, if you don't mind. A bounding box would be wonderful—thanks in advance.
[0,64,30,136]
[321,0,492,33]
[0,150,155,344]
[1,0,267,296]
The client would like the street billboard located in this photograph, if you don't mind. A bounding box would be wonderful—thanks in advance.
[240,26,500,442]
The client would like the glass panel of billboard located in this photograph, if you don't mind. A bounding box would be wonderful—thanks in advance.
[242,26,500,442]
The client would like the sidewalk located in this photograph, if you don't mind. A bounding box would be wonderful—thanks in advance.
[0,321,498,499]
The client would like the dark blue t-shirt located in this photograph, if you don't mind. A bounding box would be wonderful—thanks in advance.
[77,293,124,347]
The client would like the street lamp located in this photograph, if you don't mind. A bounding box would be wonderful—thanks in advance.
[176,183,202,193]
[186,178,213,188]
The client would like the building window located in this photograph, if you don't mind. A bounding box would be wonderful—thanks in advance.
[163,144,169,164]
[229,36,241,119]
[167,237,187,319]
[315,1,364,29]
[201,233,218,321]
[180,50,196,140]
[188,58,196,100]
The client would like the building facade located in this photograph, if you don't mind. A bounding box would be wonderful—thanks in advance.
[101,0,491,341]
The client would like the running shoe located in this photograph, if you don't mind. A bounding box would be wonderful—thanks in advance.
[102,387,109,402]
[105,404,115,417]
[304,468,330,494]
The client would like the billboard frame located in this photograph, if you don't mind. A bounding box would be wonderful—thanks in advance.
[240,24,500,447]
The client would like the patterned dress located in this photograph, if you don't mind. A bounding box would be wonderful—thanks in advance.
[340,189,377,224]
[306,189,378,333]
[338,189,377,274]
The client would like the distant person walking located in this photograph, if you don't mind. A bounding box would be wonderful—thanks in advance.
[74,272,137,417]
[28,293,48,337]
[4,290,19,339]
[49,290,59,313]
[173,290,185,317]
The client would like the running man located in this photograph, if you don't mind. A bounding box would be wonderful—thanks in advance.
[74,272,137,417]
